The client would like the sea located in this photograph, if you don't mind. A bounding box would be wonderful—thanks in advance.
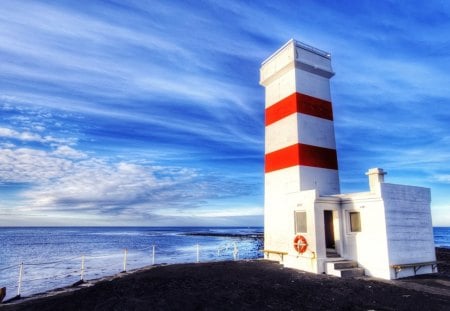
[0,227,263,301]
[0,226,449,302]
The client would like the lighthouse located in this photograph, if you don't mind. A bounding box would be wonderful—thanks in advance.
[260,39,340,259]
[260,39,339,195]
[260,39,436,279]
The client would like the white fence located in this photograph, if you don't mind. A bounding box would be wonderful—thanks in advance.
[0,242,242,303]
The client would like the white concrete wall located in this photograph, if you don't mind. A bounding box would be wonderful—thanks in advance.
[381,183,436,278]
[299,166,340,195]
[340,194,392,279]
[298,114,336,149]
[265,166,339,197]
[266,186,345,275]
[260,41,295,86]
[265,113,336,153]
[339,181,435,280]
[264,166,301,253]
[283,190,321,273]
[265,166,301,197]
[295,68,332,101]
[264,195,291,255]
[265,114,299,153]
[264,69,296,108]
[264,65,332,108]
[264,187,317,254]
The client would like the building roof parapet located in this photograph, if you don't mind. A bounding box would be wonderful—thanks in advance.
[261,39,331,66]
[294,40,331,59]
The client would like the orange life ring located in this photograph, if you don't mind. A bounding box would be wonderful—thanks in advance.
[293,235,308,253]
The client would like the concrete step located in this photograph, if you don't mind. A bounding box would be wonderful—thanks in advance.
[326,251,340,258]
[333,261,358,269]
[325,260,364,278]
[339,267,365,278]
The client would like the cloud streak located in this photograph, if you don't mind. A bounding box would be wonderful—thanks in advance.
[0,139,260,224]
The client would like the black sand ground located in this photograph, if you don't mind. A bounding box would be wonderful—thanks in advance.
[1,248,449,311]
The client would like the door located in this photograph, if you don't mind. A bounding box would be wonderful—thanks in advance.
[324,210,335,249]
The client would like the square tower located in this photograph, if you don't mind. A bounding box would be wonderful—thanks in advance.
[260,39,340,197]
[260,39,340,254]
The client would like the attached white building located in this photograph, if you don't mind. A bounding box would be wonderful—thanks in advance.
[260,39,437,279]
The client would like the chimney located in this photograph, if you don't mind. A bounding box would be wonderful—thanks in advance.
[365,168,386,193]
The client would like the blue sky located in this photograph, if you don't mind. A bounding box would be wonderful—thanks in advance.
[0,0,449,226]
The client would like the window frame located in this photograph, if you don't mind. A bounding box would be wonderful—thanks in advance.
[348,211,361,233]
[294,210,307,234]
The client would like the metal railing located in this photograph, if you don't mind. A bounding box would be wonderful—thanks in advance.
[0,242,245,303]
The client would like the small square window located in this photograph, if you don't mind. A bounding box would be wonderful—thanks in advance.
[295,211,307,233]
[349,212,361,232]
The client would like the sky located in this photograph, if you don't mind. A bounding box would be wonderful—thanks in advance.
[0,0,449,227]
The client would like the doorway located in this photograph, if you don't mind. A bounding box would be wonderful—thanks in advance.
[324,210,335,251]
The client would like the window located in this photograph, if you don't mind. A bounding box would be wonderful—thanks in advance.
[349,212,361,232]
[295,211,307,233]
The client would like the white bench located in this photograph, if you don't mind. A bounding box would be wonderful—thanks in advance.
[262,249,288,262]
[391,261,440,278]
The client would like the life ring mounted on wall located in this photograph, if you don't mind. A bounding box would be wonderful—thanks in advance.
[293,235,308,254]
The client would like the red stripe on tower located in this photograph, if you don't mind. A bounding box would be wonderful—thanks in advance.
[265,143,338,173]
[265,92,334,126]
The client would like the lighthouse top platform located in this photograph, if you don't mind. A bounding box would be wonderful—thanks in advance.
[262,39,331,65]
[260,39,335,87]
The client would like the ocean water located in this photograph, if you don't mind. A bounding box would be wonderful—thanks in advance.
[0,227,263,301]
[433,227,450,248]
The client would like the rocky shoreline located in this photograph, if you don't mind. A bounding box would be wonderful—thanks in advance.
[182,232,264,238]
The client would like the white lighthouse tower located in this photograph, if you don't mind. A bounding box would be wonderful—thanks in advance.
[260,39,340,260]
[260,39,437,280]
[261,39,340,194]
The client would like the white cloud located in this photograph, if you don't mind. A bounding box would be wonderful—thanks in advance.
[0,148,73,183]
[432,174,450,183]
[52,145,87,159]
[0,144,252,218]
[0,142,15,149]
[167,205,264,218]
[18,157,207,213]
[431,204,450,227]
[0,127,71,145]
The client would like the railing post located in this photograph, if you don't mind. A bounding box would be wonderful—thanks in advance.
[17,262,24,297]
[80,255,85,281]
[196,244,200,263]
[152,245,155,265]
[123,248,128,272]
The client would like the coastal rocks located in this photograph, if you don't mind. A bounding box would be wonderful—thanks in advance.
[0,287,5,303]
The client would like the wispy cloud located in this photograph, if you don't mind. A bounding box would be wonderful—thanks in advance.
[0,123,260,223]
[0,127,72,145]
[52,145,87,159]
[0,147,73,183]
